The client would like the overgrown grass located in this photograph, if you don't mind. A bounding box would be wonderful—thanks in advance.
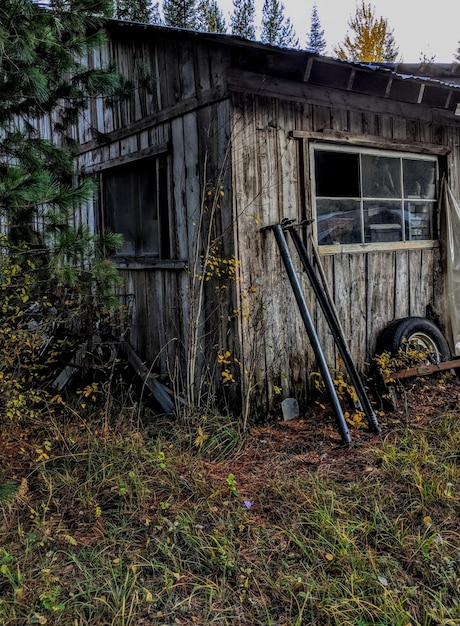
[1,380,460,625]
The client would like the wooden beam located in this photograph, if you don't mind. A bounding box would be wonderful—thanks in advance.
[76,85,227,156]
[417,83,426,104]
[125,343,176,413]
[52,343,87,391]
[291,129,451,155]
[394,359,460,379]
[384,75,393,98]
[227,69,460,125]
[303,57,314,83]
[347,68,356,91]
[86,142,169,173]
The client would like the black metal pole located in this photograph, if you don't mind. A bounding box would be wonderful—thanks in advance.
[269,224,351,445]
[285,224,381,435]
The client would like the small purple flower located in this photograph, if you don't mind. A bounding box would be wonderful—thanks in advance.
[244,500,252,509]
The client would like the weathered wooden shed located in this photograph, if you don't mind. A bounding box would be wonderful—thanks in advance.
[71,21,460,415]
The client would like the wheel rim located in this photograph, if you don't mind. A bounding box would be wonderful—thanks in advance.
[406,331,442,363]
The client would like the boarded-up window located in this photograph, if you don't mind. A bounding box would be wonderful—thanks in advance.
[102,155,170,258]
[311,144,438,247]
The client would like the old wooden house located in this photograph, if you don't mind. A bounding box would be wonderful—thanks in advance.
[67,21,460,415]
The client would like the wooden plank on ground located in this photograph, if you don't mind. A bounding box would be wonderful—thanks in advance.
[125,343,176,413]
[395,359,460,379]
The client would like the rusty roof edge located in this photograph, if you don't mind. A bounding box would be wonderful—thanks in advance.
[104,20,460,92]
[353,61,460,90]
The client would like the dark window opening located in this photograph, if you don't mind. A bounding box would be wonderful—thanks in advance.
[314,150,360,197]
[102,154,170,259]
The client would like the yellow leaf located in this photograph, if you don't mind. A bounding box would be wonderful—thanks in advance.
[194,427,209,448]
[143,588,154,602]
[64,534,77,546]
[95,596,107,604]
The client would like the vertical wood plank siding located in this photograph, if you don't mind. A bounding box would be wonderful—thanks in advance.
[32,25,460,414]
[70,33,238,404]
[232,93,457,410]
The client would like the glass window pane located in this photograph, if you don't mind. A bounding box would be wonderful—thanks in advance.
[316,199,361,245]
[362,155,401,198]
[364,201,403,243]
[314,151,359,197]
[403,159,436,199]
[405,201,435,240]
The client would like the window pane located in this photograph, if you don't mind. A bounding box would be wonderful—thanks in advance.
[313,145,439,248]
[138,163,159,255]
[158,156,170,258]
[405,201,435,240]
[103,155,168,258]
[403,159,436,199]
[317,199,361,245]
[362,155,401,198]
[314,151,359,197]
[105,170,136,255]
[364,201,403,243]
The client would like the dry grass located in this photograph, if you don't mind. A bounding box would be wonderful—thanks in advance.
[1,374,459,625]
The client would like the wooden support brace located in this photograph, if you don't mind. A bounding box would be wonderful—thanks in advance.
[394,359,460,380]
[125,343,176,413]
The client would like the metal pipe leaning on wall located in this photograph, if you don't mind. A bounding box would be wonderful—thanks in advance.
[284,220,380,435]
[263,222,352,446]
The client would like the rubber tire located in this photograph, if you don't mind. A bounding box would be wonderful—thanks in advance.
[375,316,451,363]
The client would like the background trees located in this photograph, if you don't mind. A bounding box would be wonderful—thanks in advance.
[260,0,298,48]
[334,1,399,62]
[163,0,227,32]
[230,0,255,39]
[306,3,326,54]
[101,0,460,61]
[111,0,154,21]
[197,0,226,33]
[163,0,199,28]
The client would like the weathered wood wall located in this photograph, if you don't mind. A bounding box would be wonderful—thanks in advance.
[71,28,238,405]
[30,22,460,414]
[231,88,460,410]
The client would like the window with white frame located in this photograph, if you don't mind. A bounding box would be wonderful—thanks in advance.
[102,153,170,259]
[311,143,438,248]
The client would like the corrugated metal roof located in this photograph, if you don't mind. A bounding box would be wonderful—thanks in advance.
[106,20,460,116]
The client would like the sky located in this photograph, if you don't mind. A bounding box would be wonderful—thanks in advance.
[219,0,460,63]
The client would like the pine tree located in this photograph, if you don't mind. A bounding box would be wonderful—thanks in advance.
[260,0,299,48]
[419,51,436,64]
[231,0,255,40]
[306,4,326,55]
[163,0,199,29]
[150,2,162,24]
[334,1,399,63]
[197,0,226,33]
[113,0,152,22]
[0,0,123,297]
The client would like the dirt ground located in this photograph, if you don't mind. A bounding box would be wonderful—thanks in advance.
[2,373,459,494]
[200,373,460,498]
